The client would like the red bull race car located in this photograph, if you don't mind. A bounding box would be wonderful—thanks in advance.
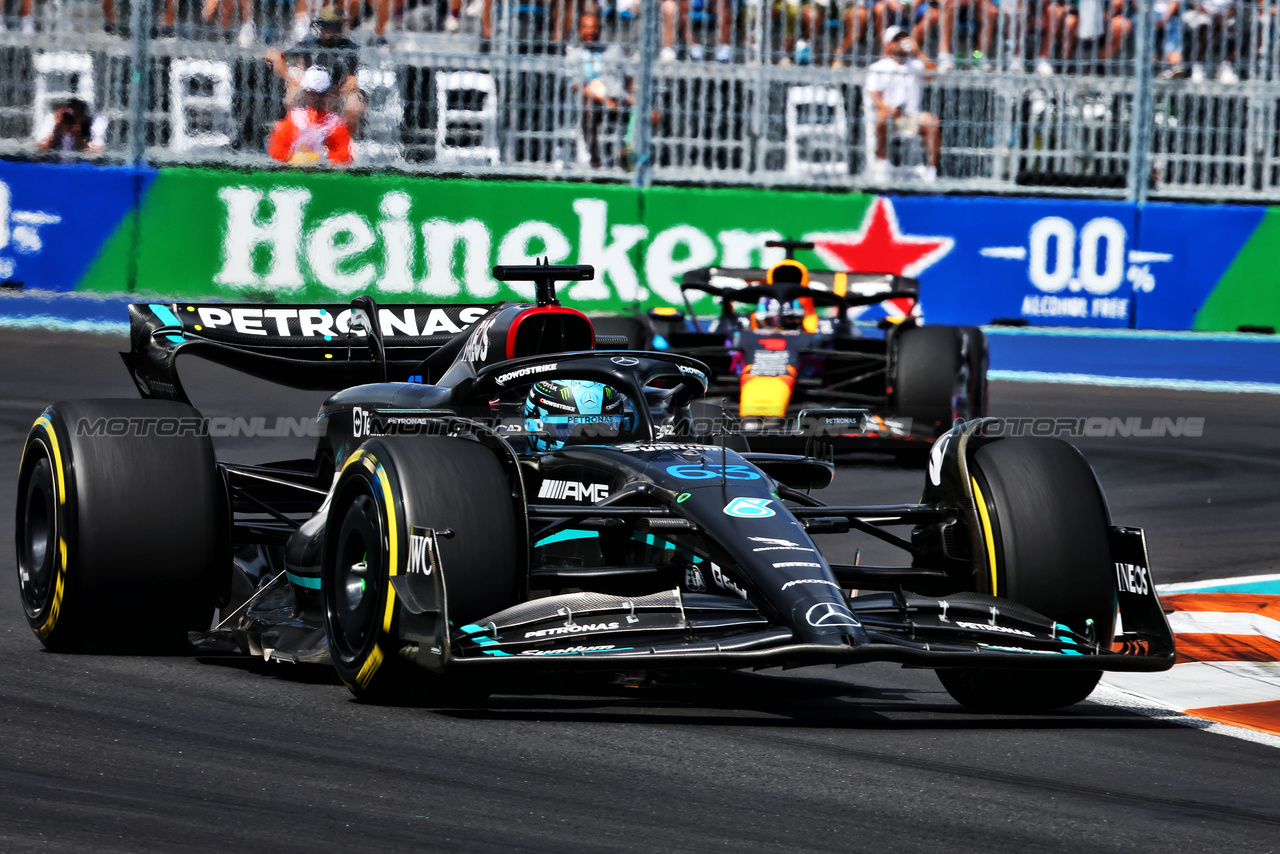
[642,240,988,455]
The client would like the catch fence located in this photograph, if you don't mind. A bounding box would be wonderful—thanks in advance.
[2,0,1278,200]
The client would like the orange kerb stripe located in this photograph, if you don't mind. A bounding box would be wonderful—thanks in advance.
[1184,700,1280,737]
[1173,634,1280,665]
[1160,594,1280,616]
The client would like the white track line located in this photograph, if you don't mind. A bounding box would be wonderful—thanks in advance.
[1104,662,1280,710]
[1089,685,1280,750]
[1159,574,1280,593]
[0,315,129,335]
[1166,611,1280,640]
[989,370,1280,395]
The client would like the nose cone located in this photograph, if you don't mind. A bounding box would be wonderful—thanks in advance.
[643,448,865,645]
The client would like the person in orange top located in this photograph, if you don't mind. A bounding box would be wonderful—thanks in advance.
[267,66,354,167]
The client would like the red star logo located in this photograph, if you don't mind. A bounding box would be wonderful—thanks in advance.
[807,198,953,279]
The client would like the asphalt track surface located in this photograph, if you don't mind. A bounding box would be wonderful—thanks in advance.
[1,327,1278,853]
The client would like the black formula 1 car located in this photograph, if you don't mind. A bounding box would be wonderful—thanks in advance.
[15,265,1172,713]
[640,240,988,455]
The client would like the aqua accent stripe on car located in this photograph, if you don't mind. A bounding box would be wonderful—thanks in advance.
[628,531,703,562]
[148,303,186,344]
[535,529,600,548]
[286,571,321,589]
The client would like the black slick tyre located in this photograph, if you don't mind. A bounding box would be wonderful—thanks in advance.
[937,437,1117,713]
[891,325,968,439]
[322,435,520,702]
[15,400,223,652]
[958,326,988,419]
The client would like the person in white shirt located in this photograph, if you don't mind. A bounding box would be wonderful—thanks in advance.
[865,26,939,181]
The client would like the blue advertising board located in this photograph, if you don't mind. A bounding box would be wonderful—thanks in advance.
[889,196,1140,329]
[0,160,152,293]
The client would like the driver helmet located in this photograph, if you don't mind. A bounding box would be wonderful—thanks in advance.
[753,297,806,331]
[523,379,627,452]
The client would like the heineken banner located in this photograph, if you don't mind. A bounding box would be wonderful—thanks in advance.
[1,159,1277,332]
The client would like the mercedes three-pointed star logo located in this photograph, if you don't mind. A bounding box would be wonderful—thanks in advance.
[806,602,860,627]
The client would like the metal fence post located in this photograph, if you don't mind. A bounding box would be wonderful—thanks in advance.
[1127,0,1154,205]
[631,0,660,187]
[125,0,153,167]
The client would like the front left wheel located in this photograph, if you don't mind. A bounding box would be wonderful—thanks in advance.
[936,437,1117,713]
[322,435,522,701]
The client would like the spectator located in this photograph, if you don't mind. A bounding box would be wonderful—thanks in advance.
[910,0,938,55]
[770,0,817,64]
[267,65,354,165]
[479,0,565,50]
[1153,0,1184,74]
[1061,0,1131,68]
[662,0,733,61]
[988,0,1028,71]
[101,0,178,36]
[202,0,256,45]
[1100,0,1133,63]
[834,0,871,67]
[352,0,396,44]
[566,10,630,166]
[865,26,939,182]
[261,0,316,43]
[1035,0,1069,74]
[37,99,107,156]
[932,0,996,70]
[660,0,680,59]
[1184,0,1238,80]
[443,0,466,32]
[265,5,366,132]
[833,0,903,67]
[13,0,33,32]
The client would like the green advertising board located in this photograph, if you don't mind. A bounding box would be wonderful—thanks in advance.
[80,167,873,313]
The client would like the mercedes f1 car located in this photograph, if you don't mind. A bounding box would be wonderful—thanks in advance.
[644,240,988,454]
[16,265,1172,713]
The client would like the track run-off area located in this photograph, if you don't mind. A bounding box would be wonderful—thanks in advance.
[0,327,1278,853]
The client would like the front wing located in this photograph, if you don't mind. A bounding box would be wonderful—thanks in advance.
[390,527,1175,675]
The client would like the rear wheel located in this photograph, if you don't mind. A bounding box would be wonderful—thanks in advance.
[323,435,521,701]
[936,437,1117,713]
[892,325,966,439]
[15,400,223,652]
[958,326,988,419]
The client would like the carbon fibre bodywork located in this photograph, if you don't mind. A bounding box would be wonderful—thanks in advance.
[81,273,1172,692]
[12,261,1162,701]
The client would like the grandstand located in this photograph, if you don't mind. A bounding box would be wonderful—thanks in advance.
[0,0,1276,200]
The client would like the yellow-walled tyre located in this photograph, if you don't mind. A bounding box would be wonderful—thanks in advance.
[15,400,223,652]
[322,435,520,701]
[937,437,1117,713]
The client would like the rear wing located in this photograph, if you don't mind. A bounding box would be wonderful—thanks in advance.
[682,268,918,306]
[121,301,494,403]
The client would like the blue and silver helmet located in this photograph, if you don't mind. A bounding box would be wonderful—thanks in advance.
[523,379,627,452]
